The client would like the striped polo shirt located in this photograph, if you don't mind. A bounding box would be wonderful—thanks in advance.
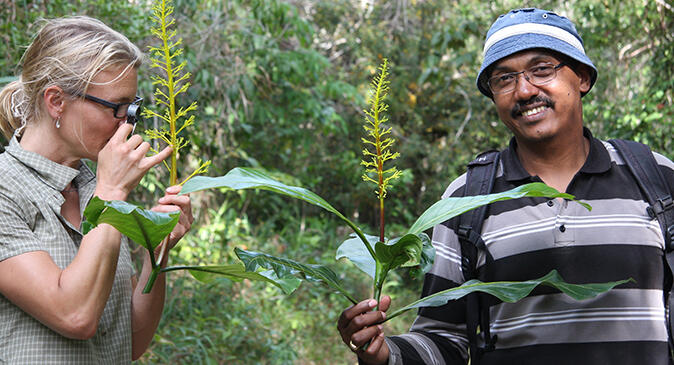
[386,128,674,365]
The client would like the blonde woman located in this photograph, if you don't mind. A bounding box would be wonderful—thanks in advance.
[0,17,192,363]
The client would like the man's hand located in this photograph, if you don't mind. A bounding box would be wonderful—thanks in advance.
[337,296,392,365]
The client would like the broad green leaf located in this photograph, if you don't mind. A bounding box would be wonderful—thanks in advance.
[83,197,106,224]
[180,168,367,242]
[235,247,357,304]
[407,183,591,235]
[376,234,423,270]
[386,270,630,321]
[336,233,434,280]
[181,167,341,216]
[164,264,301,295]
[82,197,179,250]
[336,233,379,278]
[409,233,435,278]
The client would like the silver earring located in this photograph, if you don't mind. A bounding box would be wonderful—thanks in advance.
[55,116,61,129]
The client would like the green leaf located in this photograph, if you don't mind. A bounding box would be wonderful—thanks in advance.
[82,197,179,250]
[386,270,631,321]
[375,233,423,270]
[181,167,378,259]
[182,167,337,212]
[407,183,591,235]
[336,233,378,279]
[235,247,357,304]
[409,233,435,278]
[165,264,302,295]
[82,196,106,224]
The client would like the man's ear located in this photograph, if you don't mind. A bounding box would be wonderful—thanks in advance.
[575,64,592,94]
[43,86,65,119]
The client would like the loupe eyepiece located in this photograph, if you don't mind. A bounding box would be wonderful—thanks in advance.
[126,103,141,125]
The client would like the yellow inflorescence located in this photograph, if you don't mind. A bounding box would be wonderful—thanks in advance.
[361,59,402,200]
[143,0,210,186]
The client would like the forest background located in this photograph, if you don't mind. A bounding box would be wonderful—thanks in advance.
[1,0,672,363]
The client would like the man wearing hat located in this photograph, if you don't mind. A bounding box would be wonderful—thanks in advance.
[336,8,674,365]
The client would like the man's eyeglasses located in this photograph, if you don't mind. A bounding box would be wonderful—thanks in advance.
[487,62,567,95]
[76,93,143,124]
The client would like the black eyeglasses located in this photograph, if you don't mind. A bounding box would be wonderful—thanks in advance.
[487,62,567,95]
[76,93,143,124]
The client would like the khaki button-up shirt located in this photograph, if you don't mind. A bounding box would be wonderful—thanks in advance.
[0,137,134,364]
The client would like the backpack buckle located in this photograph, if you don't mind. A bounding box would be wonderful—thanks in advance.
[656,196,673,215]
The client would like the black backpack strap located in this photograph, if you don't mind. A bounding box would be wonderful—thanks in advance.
[458,150,500,364]
[608,139,674,359]
[608,139,673,249]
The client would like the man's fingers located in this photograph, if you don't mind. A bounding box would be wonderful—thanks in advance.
[379,295,392,312]
[338,299,377,330]
[345,311,386,337]
[351,324,382,347]
[363,332,385,356]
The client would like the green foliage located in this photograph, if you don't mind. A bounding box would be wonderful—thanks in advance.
[82,197,180,251]
[2,0,671,363]
[181,164,596,321]
[235,247,357,303]
[177,263,301,295]
[407,182,591,234]
[386,270,633,321]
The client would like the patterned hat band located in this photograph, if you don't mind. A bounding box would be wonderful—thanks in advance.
[483,23,586,57]
[476,8,597,98]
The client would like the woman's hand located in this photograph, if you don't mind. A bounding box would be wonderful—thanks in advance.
[95,123,171,201]
[337,296,392,365]
[152,185,193,249]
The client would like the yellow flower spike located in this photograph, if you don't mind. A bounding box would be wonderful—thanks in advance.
[141,0,212,293]
[143,0,210,187]
[360,59,402,242]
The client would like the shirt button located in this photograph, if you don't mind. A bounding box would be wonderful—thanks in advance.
[547,200,554,207]
[559,224,566,232]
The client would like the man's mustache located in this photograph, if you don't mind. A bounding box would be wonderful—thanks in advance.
[511,96,555,118]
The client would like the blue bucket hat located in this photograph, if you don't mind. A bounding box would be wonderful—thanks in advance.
[476,8,597,98]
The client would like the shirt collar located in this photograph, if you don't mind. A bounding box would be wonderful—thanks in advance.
[4,136,84,192]
[501,127,612,182]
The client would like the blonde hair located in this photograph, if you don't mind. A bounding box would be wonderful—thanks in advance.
[0,16,143,139]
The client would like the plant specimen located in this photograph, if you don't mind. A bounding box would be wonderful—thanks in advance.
[141,0,211,292]
[175,60,626,319]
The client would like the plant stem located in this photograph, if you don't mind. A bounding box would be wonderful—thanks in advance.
[143,266,162,293]
[142,237,169,294]
[157,0,179,187]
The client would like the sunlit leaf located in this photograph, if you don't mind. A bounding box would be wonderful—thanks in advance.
[336,233,379,279]
[180,167,360,229]
[407,183,591,235]
[409,233,435,278]
[235,247,357,304]
[164,264,301,295]
[376,233,423,270]
[182,167,337,213]
[386,270,630,321]
[82,197,179,250]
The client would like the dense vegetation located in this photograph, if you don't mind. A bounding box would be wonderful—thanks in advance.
[1,0,672,363]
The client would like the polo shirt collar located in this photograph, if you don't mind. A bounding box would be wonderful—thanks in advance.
[501,127,612,182]
[4,136,82,192]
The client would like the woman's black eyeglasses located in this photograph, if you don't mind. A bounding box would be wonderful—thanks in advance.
[76,93,143,124]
